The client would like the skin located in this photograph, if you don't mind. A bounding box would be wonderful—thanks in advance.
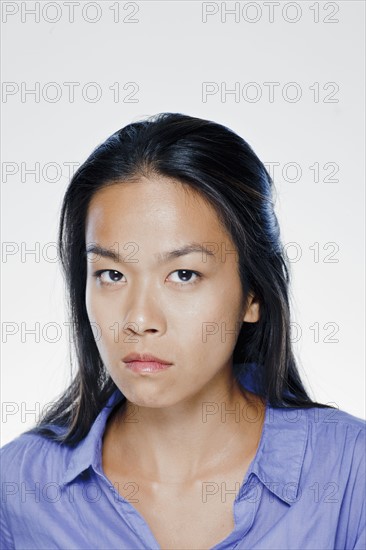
[85,176,266,548]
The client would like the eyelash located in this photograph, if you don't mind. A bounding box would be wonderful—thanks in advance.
[92,269,203,288]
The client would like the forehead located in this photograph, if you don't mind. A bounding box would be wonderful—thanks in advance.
[85,177,229,244]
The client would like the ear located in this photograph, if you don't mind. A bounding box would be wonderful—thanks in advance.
[243,292,260,323]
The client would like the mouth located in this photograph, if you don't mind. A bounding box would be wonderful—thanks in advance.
[122,352,172,364]
[124,361,173,374]
[122,352,173,374]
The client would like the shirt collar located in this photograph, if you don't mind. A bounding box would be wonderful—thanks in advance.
[59,366,308,506]
[60,388,125,487]
[245,401,308,505]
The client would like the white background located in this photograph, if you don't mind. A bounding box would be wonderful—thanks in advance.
[1,0,365,445]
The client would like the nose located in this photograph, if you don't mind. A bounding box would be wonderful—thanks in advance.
[121,279,166,337]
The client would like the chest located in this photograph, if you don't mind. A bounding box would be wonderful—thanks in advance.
[103,461,251,549]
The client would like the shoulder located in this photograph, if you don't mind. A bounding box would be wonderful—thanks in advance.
[0,431,71,550]
[267,403,365,489]
[0,429,71,486]
[303,405,366,451]
[305,407,366,546]
[291,405,366,508]
[288,405,366,462]
[304,406,365,476]
[263,405,366,547]
[271,403,365,441]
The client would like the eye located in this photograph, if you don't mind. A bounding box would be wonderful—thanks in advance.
[92,269,202,288]
[168,269,202,287]
[92,270,125,287]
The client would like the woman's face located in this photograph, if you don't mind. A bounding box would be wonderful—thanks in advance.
[85,176,259,408]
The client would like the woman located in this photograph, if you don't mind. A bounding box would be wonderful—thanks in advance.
[1,113,365,549]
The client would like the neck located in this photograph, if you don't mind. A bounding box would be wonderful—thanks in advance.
[105,373,266,483]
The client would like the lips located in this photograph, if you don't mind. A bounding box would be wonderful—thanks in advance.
[122,352,173,374]
[125,361,172,374]
[122,352,172,365]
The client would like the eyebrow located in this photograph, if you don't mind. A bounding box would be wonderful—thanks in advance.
[84,242,216,264]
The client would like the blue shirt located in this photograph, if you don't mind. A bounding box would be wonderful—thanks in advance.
[1,374,365,549]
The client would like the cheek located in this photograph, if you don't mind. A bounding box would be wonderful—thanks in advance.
[85,284,116,357]
[86,282,115,323]
[188,292,243,361]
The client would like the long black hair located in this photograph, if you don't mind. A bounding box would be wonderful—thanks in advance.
[25,112,332,446]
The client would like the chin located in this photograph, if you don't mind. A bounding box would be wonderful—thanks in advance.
[126,392,177,409]
[116,381,178,409]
